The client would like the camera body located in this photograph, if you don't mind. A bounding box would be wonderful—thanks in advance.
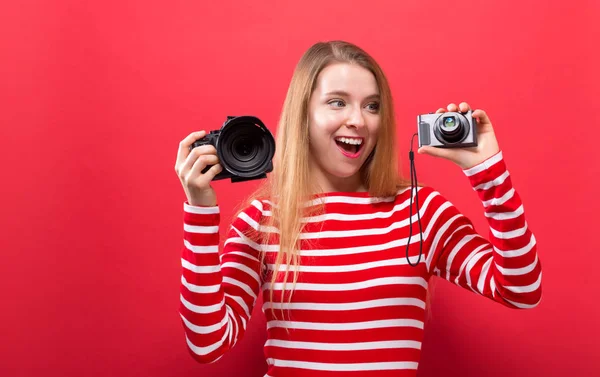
[417,110,478,148]
[190,115,275,183]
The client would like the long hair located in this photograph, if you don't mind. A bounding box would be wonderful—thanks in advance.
[233,41,410,321]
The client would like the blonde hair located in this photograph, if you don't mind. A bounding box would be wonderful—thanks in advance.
[233,41,410,322]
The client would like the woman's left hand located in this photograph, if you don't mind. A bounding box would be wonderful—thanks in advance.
[418,102,500,170]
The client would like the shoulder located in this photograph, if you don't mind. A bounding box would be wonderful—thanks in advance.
[394,185,455,213]
[394,185,439,201]
[231,197,271,233]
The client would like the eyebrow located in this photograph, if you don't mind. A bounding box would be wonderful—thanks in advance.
[323,90,380,100]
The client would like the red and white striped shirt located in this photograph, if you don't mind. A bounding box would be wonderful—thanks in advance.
[179,151,542,377]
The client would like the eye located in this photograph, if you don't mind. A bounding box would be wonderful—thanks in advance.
[366,102,380,112]
[328,99,345,108]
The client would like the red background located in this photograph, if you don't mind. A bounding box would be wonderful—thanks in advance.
[1,1,598,376]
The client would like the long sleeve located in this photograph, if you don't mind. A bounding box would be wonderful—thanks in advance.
[179,201,264,363]
[425,151,542,309]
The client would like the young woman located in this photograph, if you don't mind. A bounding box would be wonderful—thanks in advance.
[174,40,542,377]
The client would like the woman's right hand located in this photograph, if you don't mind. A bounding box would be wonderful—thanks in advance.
[175,130,223,207]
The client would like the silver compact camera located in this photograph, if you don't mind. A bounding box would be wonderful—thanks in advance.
[417,110,478,148]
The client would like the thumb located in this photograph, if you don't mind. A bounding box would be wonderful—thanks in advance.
[418,146,453,159]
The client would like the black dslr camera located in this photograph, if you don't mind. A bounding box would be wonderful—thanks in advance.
[190,116,275,183]
[417,110,478,148]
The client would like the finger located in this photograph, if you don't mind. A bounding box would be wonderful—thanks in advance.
[459,102,470,113]
[472,109,491,124]
[447,103,459,112]
[435,107,446,114]
[178,146,216,178]
[175,130,206,169]
[189,154,220,177]
[202,163,224,182]
[189,143,217,156]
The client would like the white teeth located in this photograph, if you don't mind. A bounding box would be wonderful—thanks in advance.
[335,137,363,145]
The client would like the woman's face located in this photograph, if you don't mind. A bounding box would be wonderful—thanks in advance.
[307,62,381,192]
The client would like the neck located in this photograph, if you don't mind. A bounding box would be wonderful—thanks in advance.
[309,162,366,194]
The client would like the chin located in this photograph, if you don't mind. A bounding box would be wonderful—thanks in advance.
[329,168,360,179]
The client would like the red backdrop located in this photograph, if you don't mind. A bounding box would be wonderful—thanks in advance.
[1,1,598,376]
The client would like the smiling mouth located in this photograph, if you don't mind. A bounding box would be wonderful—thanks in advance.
[335,140,361,153]
[334,138,365,158]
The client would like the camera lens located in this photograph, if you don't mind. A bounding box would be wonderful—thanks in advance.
[434,113,469,145]
[443,117,455,129]
[224,129,264,168]
[231,137,257,162]
[217,117,275,177]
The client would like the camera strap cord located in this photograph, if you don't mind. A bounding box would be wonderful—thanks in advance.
[406,132,424,267]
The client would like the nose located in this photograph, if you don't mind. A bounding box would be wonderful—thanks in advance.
[346,105,366,129]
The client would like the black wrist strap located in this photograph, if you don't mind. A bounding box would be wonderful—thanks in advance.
[406,133,423,267]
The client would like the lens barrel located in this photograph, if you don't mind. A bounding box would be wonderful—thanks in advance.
[434,112,469,145]
[217,116,275,178]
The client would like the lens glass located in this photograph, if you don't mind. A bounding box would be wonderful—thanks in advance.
[231,137,257,162]
[443,117,455,129]
[440,116,461,135]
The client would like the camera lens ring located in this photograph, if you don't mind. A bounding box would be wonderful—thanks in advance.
[215,116,275,177]
[433,112,470,145]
